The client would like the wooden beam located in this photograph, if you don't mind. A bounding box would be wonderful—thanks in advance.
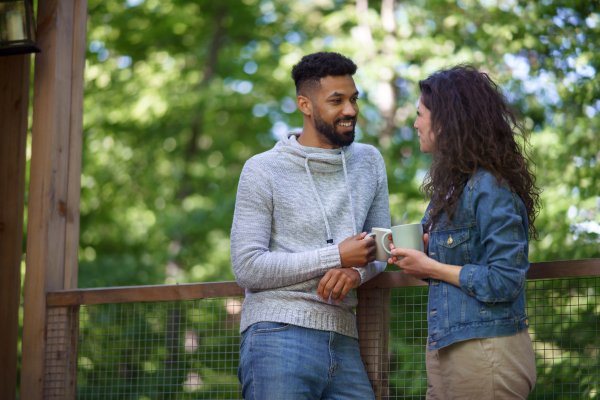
[359,270,428,290]
[44,259,600,307]
[20,0,87,397]
[357,288,390,399]
[47,281,246,306]
[359,258,600,290]
[0,53,31,400]
[64,0,87,291]
[527,258,600,279]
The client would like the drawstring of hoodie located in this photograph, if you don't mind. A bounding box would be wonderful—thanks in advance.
[341,151,358,236]
[304,149,357,245]
[304,155,334,244]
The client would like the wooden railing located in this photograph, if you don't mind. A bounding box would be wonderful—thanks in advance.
[44,258,600,399]
[47,259,600,307]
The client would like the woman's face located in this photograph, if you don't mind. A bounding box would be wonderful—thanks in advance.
[414,97,435,154]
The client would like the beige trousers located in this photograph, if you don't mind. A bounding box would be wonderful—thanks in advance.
[426,330,537,400]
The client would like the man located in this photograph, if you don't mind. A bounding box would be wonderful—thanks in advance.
[231,52,390,399]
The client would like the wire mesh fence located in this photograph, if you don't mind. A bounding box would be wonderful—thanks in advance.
[45,298,245,399]
[359,277,600,399]
[387,286,429,399]
[43,276,599,399]
[527,277,600,399]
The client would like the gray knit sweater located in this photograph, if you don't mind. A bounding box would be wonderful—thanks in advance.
[231,132,391,338]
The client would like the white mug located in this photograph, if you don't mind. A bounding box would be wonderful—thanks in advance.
[365,227,392,263]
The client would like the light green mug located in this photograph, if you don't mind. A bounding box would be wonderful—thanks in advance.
[381,223,424,260]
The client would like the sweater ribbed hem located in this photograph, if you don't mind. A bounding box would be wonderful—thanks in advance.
[240,306,358,339]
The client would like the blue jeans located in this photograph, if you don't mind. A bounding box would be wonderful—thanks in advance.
[238,322,375,400]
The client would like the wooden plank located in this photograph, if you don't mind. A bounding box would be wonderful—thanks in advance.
[43,306,79,398]
[47,281,246,306]
[527,258,600,280]
[63,0,87,291]
[43,0,75,293]
[20,0,85,397]
[359,259,600,290]
[359,270,428,290]
[357,288,390,399]
[45,259,600,306]
[63,4,87,397]
[66,306,80,399]
[0,53,31,400]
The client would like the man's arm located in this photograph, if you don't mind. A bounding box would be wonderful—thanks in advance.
[352,150,391,284]
[231,159,342,290]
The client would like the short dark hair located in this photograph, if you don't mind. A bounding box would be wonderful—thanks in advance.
[291,52,357,96]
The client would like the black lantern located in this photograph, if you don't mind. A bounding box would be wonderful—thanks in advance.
[0,0,40,56]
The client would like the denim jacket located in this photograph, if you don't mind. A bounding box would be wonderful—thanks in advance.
[421,170,530,351]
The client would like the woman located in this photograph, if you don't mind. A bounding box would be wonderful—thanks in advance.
[388,65,541,399]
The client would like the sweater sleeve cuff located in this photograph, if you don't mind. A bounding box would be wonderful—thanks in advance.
[351,267,366,283]
[318,245,342,270]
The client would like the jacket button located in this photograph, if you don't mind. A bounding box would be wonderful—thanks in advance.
[430,310,437,315]
[447,235,453,245]
[430,341,437,346]
[525,319,529,326]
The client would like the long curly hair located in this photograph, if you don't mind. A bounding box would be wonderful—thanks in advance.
[418,64,541,240]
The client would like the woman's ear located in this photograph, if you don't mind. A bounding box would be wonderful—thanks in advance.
[297,95,312,117]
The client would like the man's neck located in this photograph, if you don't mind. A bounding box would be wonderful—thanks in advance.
[297,125,339,149]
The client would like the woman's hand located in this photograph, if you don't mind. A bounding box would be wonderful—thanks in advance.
[388,233,429,263]
[387,233,463,287]
[387,243,435,280]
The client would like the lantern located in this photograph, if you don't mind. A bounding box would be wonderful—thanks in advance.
[0,0,40,56]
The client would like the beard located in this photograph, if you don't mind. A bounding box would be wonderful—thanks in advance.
[313,109,355,147]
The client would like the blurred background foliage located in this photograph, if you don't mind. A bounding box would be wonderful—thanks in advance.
[74,0,600,287]
[16,0,600,397]
[67,0,600,290]
[56,0,600,288]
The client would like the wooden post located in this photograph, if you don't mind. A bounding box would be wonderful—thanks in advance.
[20,0,87,398]
[357,288,391,399]
[0,53,31,400]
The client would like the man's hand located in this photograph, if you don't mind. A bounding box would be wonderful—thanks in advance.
[339,232,376,268]
[318,268,361,303]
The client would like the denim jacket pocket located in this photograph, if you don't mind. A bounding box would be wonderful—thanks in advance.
[435,228,471,265]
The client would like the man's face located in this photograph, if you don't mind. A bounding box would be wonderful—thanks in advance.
[312,75,359,147]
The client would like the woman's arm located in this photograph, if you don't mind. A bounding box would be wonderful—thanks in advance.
[456,177,529,303]
[388,242,462,287]
[389,176,529,302]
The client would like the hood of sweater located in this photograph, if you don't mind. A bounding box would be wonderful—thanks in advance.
[274,132,354,173]
[273,131,358,244]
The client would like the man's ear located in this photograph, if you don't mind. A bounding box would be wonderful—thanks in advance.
[297,95,312,116]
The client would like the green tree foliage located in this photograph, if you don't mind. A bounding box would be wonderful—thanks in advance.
[18,0,600,397]
[77,0,599,290]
